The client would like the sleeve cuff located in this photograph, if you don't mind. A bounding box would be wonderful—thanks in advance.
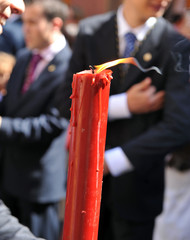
[105,147,134,176]
[108,93,132,121]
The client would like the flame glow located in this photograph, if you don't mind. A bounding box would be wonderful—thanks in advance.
[94,57,162,75]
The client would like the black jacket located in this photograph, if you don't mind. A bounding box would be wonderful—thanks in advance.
[57,12,190,220]
[0,43,72,203]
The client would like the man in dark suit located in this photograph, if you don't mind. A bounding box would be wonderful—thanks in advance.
[0,0,71,240]
[58,0,190,239]
[0,1,46,239]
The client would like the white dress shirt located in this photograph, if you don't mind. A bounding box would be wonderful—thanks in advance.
[105,5,157,176]
[32,34,66,80]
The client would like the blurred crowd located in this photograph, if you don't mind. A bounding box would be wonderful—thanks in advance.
[0,0,189,240]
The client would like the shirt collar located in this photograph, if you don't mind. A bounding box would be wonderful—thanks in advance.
[117,5,157,42]
[32,34,66,62]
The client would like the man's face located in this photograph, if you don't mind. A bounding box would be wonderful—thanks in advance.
[0,0,25,33]
[22,4,54,50]
[124,0,172,25]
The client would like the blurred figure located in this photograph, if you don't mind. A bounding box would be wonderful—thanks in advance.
[176,9,190,38]
[0,51,15,99]
[174,7,190,38]
[57,0,190,239]
[0,0,30,56]
[64,5,84,48]
[0,0,71,240]
[164,0,190,38]
[153,1,190,239]
[0,0,45,239]
[163,0,186,22]
[0,14,25,55]
[0,200,45,240]
[153,144,190,240]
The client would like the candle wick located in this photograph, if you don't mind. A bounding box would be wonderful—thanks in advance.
[89,65,95,74]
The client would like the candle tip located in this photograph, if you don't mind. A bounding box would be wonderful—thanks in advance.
[89,65,95,74]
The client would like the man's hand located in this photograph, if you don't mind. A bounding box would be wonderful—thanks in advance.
[0,0,25,14]
[127,77,165,114]
[0,0,25,34]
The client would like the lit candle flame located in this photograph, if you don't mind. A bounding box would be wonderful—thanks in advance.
[94,57,162,75]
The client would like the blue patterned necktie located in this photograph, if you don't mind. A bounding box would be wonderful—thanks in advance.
[123,32,137,58]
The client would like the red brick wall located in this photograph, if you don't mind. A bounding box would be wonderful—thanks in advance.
[71,0,106,16]
[187,0,190,8]
[63,0,121,17]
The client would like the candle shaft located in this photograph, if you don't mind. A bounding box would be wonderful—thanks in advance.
[62,70,112,240]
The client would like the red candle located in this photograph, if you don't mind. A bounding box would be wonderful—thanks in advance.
[62,69,112,240]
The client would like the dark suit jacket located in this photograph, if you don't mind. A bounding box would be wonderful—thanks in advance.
[58,11,190,221]
[0,17,25,55]
[0,43,72,203]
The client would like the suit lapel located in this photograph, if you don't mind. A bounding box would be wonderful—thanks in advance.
[6,51,32,114]
[27,47,68,93]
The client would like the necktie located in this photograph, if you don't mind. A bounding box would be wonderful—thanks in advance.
[123,32,137,58]
[22,53,42,93]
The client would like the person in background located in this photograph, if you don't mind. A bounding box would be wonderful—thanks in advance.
[0,0,71,240]
[0,51,15,100]
[164,0,190,38]
[0,199,45,240]
[57,0,190,239]
[0,14,25,56]
[0,1,35,56]
[176,8,190,38]
[64,5,84,49]
[153,0,190,239]
[0,0,45,239]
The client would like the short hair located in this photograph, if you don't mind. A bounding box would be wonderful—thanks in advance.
[25,0,70,22]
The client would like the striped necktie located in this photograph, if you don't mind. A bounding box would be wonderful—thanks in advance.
[123,32,137,58]
[22,53,42,93]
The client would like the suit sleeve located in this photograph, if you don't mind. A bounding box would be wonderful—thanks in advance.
[122,38,190,175]
[0,107,69,144]
[0,200,45,240]
[0,46,71,144]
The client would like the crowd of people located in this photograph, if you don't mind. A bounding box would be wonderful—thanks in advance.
[0,0,189,240]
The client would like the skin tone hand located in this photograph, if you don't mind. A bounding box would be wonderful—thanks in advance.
[127,77,165,114]
[0,0,25,34]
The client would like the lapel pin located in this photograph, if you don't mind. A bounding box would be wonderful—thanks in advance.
[48,64,56,72]
[143,52,152,62]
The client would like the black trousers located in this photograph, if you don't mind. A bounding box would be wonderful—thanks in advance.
[98,176,154,240]
[99,204,154,240]
[111,215,154,240]
[2,191,61,240]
